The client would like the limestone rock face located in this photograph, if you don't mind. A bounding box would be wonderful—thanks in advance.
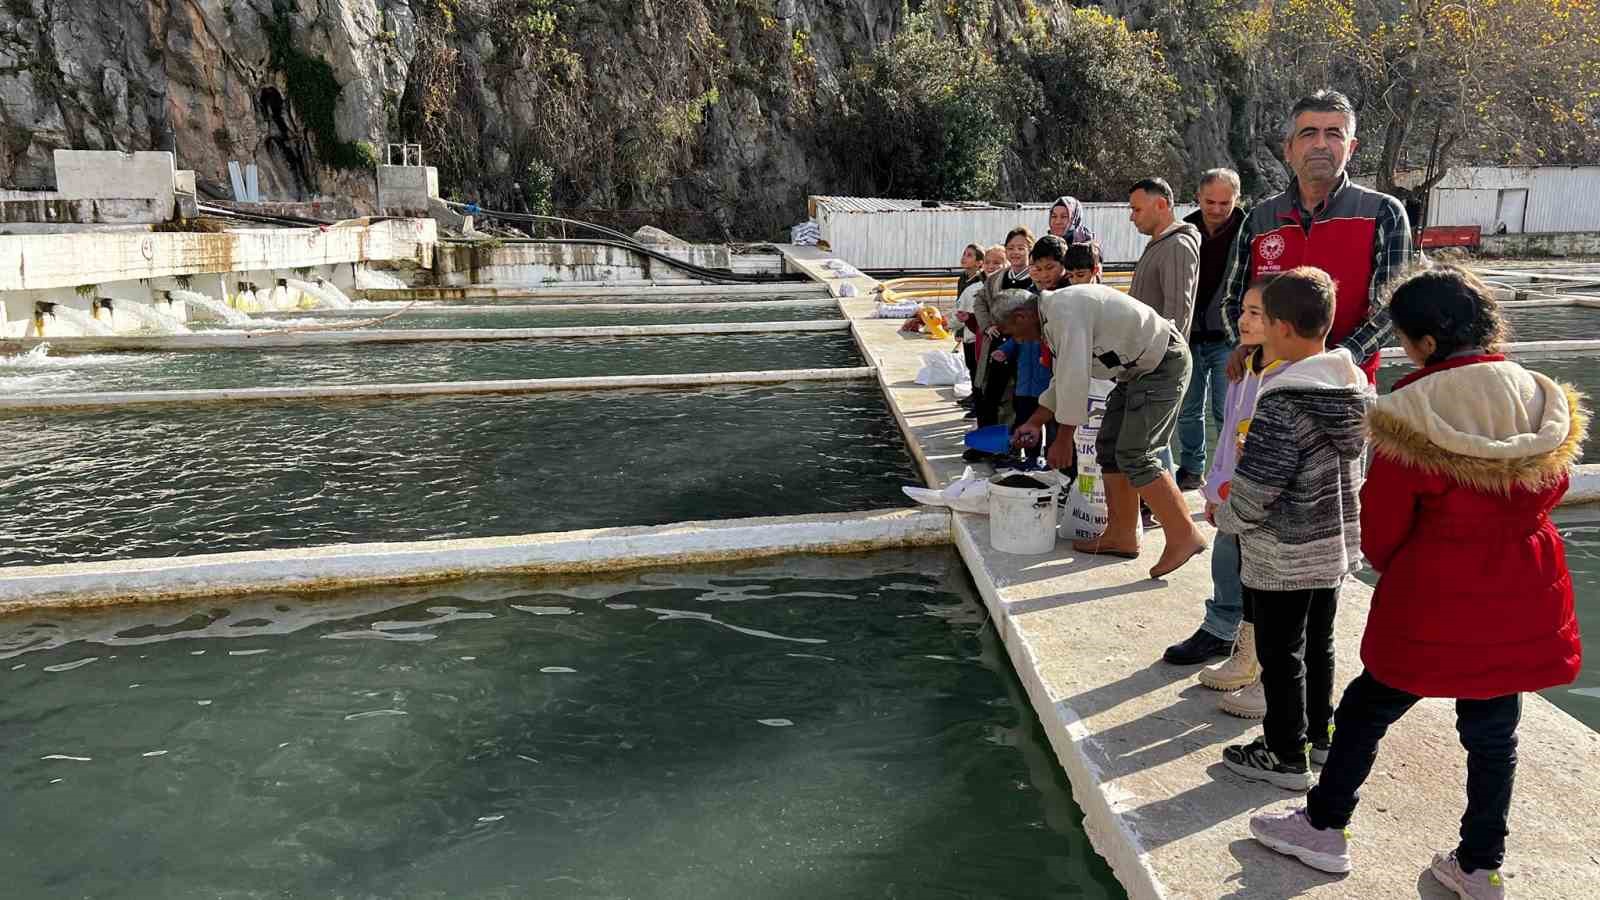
[0,0,1277,237]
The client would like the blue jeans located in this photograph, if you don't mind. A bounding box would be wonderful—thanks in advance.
[1178,338,1233,474]
[1202,531,1242,640]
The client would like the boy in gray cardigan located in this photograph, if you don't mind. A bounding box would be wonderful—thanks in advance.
[1213,266,1372,791]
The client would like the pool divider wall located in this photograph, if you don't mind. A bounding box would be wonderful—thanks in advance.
[362,283,833,302]
[0,508,951,614]
[249,299,842,318]
[0,319,851,353]
[1380,338,1600,360]
[0,367,880,411]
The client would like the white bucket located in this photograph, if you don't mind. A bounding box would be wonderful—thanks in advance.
[989,473,1061,555]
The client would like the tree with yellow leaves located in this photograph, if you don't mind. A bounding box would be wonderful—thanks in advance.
[1243,0,1600,199]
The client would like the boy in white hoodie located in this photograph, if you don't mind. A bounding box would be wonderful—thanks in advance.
[1214,267,1373,791]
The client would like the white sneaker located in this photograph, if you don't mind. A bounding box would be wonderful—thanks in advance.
[1200,623,1260,691]
[1220,678,1266,719]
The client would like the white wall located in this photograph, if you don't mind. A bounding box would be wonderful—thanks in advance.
[1428,167,1600,233]
[814,200,1198,268]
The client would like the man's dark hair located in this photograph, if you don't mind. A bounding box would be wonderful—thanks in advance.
[1063,241,1101,270]
[1030,234,1068,264]
[1388,264,1507,364]
[1261,266,1336,339]
[1286,89,1357,139]
[1129,177,1174,203]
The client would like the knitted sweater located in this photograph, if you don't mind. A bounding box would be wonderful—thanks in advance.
[1213,348,1373,590]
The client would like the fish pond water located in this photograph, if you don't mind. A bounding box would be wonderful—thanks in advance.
[0,331,862,395]
[0,383,919,567]
[0,549,1124,899]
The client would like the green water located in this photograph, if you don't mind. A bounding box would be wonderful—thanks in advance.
[1,332,861,394]
[1550,517,1600,732]
[1386,306,1600,345]
[0,549,1124,899]
[0,383,919,567]
[1503,306,1600,342]
[1379,354,1600,461]
[227,305,843,331]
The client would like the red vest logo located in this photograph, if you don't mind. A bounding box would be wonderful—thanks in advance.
[1259,233,1286,262]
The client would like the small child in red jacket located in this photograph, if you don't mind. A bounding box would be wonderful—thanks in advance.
[1247,265,1587,898]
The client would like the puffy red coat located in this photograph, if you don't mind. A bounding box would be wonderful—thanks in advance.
[1360,354,1585,699]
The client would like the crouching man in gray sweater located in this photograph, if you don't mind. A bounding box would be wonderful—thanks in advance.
[997,283,1208,579]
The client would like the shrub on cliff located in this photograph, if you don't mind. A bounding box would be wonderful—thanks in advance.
[1005,7,1182,200]
[824,13,1031,200]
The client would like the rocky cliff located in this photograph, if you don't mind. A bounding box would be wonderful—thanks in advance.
[0,0,1285,238]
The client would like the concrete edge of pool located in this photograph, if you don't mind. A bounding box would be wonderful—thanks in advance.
[0,367,880,410]
[1,318,851,352]
[830,278,1600,899]
[0,508,951,613]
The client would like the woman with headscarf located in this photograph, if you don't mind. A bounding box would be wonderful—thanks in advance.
[1049,196,1095,245]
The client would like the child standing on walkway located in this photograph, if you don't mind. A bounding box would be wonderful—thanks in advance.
[1169,284,1287,719]
[953,243,986,397]
[1214,267,1371,791]
[1248,266,1585,896]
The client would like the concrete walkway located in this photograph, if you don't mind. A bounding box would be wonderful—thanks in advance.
[839,295,1600,899]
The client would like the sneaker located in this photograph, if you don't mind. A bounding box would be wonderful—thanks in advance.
[1223,737,1312,791]
[1176,468,1205,491]
[1199,623,1259,691]
[1310,723,1334,767]
[1220,679,1266,719]
[1163,627,1233,665]
[1249,807,1351,874]
[1429,851,1505,899]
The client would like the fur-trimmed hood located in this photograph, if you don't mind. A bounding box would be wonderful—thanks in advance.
[1368,358,1587,493]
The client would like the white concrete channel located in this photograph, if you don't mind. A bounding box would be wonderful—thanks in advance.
[250,299,841,318]
[0,509,950,614]
[0,319,850,352]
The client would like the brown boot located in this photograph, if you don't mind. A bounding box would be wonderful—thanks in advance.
[1072,472,1141,558]
[1138,473,1207,579]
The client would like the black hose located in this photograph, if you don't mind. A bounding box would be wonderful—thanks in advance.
[443,202,791,284]
[194,202,334,229]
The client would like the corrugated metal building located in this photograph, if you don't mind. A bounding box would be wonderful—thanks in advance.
[1427,166,1600,234]
[809,197,1198,268]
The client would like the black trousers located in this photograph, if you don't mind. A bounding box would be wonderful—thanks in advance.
[977,353,1016,428]
[962,341,977,378]
[1248,585,1338,760]
[1308,671,1520,872]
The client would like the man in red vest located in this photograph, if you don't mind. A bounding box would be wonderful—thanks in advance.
[1220,90,1413,384]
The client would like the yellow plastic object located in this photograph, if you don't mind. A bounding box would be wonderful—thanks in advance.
[917,304,951,339]
[885,288,957,303]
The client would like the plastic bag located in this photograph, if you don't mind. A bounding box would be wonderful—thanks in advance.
[902,466,991,514]
[915,350,966,386]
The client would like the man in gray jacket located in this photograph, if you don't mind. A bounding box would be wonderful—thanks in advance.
[997,282,1208,580]
[1129,177,1202,336]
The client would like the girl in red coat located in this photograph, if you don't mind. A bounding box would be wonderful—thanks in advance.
[1247,265,1586,898]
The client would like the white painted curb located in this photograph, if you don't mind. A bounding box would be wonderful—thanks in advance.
[951,516,1166,900]
[0,508,952,612]
[250,299,840,318]
[4,320,850,352]
[1381,338,1600,360]
[0,367,879,410]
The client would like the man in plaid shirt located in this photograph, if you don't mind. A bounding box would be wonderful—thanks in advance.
[1220,90,1412,385]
